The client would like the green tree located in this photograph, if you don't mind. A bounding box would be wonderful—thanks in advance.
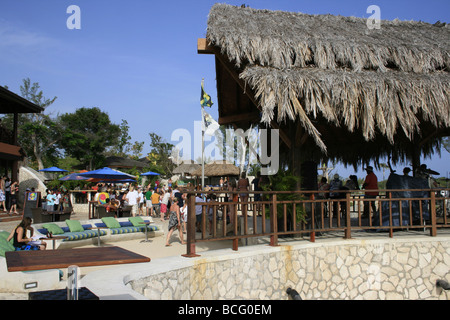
[108,119,131,157]
[58,107,120,170]
[147,132,175,176]
[129,141,144,159]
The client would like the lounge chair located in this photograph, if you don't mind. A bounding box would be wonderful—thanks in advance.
[97,206,115,218]
[31,207,53,224]
[58,206,73,221]
[120,205,132,217]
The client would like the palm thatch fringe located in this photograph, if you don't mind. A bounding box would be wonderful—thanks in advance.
[240,66,449,151]
[207,4,450,73]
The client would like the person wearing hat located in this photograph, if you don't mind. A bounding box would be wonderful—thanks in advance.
[415,164,439,188]
[403,167,412,176]
[415,164,429,180]
[362,166,378,218]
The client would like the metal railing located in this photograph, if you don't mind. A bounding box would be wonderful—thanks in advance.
[182,188,450,257]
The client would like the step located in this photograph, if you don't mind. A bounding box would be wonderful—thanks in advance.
[0,213,23,223]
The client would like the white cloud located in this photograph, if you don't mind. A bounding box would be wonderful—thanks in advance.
[0,22,57,49]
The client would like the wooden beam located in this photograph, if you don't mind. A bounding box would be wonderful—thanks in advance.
[218,112,260,125]
[197,38,214,54]
[210,45,292,149]
[295,124,308,148]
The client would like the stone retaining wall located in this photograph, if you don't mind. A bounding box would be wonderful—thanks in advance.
[129,237,450,300]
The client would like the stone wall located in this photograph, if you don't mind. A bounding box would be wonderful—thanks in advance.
[18,166,47,205]
[129,237,450,300]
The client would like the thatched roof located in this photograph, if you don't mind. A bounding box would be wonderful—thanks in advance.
[208,5,449,73]
[205,4,450,166]
[173,163,201,175]
[191,160,239,177]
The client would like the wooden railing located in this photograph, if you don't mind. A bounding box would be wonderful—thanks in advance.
[182,188,450,257]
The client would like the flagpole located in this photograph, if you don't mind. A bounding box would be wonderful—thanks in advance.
[201,79,205,192]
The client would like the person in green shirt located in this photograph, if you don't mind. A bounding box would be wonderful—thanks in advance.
[145,187,154,216]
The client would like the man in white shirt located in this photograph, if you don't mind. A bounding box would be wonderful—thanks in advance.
[54,191,61,211]
[125,186,140,216]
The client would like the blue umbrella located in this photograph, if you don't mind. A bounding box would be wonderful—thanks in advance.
[59,172,90,181]
[96,178,136,183]
[39,166,68,173]
[140,171,160,176]
[79,167,136,180]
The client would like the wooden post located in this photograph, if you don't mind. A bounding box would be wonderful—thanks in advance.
[344,192,352,239]
[430,191,437,237]
[310,193,316,242]
[270,193,278,246]
[233,196,239,251]
[388,192,393,238]
[182,193,200,257]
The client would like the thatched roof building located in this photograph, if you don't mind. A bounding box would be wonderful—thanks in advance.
[191,160,239,177]
[199,4,449,172]
[173,162,201,176]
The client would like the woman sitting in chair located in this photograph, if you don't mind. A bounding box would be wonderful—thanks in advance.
[7,217,46,251]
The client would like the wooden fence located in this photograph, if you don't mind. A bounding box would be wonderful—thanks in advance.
[182,188,450,257]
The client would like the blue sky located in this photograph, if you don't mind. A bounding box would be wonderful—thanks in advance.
[1,0,449,181]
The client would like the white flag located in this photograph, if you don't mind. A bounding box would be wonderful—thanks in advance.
[202,108,220,136]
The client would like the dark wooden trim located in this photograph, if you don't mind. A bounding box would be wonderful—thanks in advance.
[6,246,150,272]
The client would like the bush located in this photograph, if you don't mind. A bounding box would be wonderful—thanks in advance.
[262,170,307,224]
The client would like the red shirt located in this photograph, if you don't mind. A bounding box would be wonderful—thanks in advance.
[364,172,378,196]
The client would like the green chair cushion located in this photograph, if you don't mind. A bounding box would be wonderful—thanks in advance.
[101,217,121,229]
[42,223,65,235]
[65,220,85,233]
[128,216,145,227]
[0,231,15,257]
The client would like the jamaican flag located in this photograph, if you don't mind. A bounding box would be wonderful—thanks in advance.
[200,82,213,108]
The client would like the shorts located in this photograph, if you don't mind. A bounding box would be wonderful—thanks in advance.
[130,204,139,215]
[160,203,167,214]
[15,244,40,251]
[146,200,153,208]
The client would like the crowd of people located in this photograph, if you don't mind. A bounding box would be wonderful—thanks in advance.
[0,175,20,215]
[3,162,442,251]
[43,189,72,212]
[79,182,188,246]
[316,163,441,219]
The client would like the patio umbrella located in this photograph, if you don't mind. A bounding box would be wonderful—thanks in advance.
[87,178,136,183]
[79,167,136,180]
[59,172,90,181]
[140,171,160,176]
[39,166,68,173]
